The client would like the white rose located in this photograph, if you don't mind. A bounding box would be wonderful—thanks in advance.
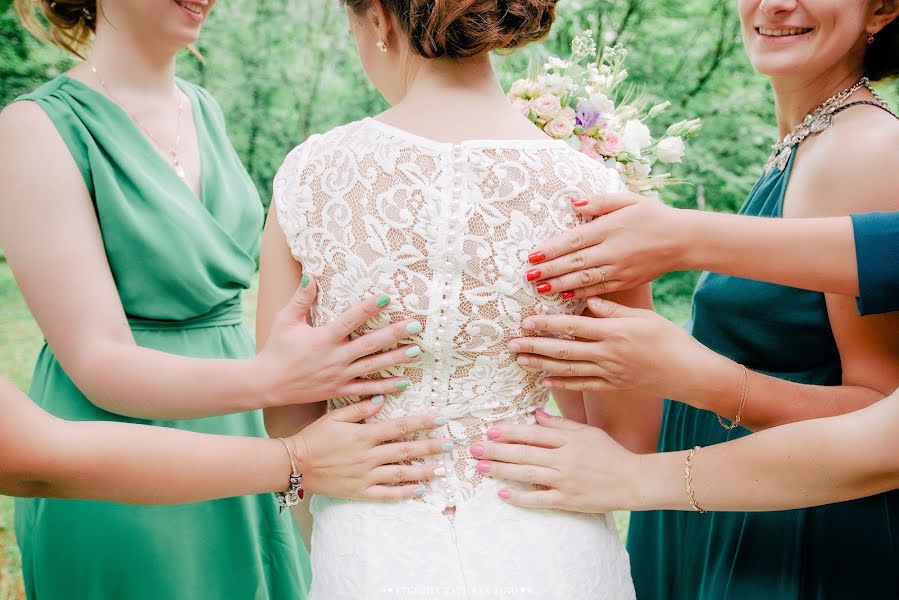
[622,120,652,156]
[545,115,576,139]
[511,98,531,117]
[509,79,532,99]
[589,93,615,114]
[656,136,686,164]
[531,94,563,120]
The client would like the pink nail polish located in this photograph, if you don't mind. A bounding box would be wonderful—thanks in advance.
[486,427,501,440]
[571,199,589,207]
[498,489,512,500]
[469,443,485,457]
[477,461,492,474]
[535,408,552,419]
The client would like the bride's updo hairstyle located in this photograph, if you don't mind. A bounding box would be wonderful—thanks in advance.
[343,0,558,59]
[15,0,97,58]
[866,12,899,81]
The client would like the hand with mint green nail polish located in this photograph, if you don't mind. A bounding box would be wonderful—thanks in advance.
[255,278,428,412]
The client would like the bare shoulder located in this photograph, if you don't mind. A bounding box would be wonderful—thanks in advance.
[790,105,899,217]
[0,100,77,173]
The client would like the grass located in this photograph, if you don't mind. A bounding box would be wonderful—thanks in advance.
[0,260,690,597]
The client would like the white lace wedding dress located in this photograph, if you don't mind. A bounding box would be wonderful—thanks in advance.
[275,117,636,600]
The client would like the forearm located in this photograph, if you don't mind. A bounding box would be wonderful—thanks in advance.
[71,343,272,420]
[634,392,899,512]
[2,388,288,502]
[681,211,858,296]
[680,353,883,431]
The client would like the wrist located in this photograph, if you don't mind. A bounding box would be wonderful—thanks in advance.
[631,452,685,511]
[675,209,712,272]
[246,354,282,410]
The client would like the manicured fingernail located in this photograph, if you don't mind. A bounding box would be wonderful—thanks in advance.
[371,395,385,405]
[300,273,310,289]
[405,346,422,358]
[498,489,512,500]
[442,441,455,452]
[536,282,552,294]
[508,340,521,352]
[561,291,575,300]
[434,415,448,426]
[395,380,410,390]
[376,294,391,308]
[571,198,589,207]
[469,443,484,457]
[528,251,546,265]
[535,408,552,418]
[413,486,425,497]
[526,269,542,282]
[434,467,447,477]
[486,427,501,440]
[477,460,492,474]
[406,321,422,335]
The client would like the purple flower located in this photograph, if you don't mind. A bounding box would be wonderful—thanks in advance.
[576,99,601,129]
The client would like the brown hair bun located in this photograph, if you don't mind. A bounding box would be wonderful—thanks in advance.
[15,0,97,58]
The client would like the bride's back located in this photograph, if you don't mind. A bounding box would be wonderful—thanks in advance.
[275,116,624,508]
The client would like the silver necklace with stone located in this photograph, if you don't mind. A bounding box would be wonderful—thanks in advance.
[86,59,187,180]
[765,78,889,173]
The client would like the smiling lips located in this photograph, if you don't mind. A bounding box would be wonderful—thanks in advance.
[174,0,204,16]
[757,26,813,37]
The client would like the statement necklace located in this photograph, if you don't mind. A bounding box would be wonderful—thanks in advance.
[765,78,891,173]
[86,59,187,180]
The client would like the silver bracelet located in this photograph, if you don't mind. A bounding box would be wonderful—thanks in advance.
[275,438,304,513]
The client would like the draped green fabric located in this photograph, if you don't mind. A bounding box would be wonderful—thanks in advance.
[627,152,899,599]
[13,76,311,600]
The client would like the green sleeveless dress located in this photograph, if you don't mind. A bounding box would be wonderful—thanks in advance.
[626,151,899,598]
[13,76,311,600]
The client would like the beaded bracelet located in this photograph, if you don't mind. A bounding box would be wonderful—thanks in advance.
[684,446,706,513]
[717,364,749,431]
[275,438,304,513]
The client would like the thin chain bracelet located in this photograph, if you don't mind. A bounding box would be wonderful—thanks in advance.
[684,446,706,513]
[275,438,305,513]
[717,364,749,430]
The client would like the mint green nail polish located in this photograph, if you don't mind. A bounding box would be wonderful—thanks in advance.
[442,442,454,452]
[371,395,385,406]
[405,346,422,358]
[300,273,310,289]
[376,294,391,308]
[406,321,422,335]
[413,486,426,497]
[434,416,448,426]
[395,380,410,390]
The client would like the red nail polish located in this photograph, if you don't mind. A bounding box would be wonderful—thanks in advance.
[571,199,589,207]
[526,269,542,282]
[536,282,552,294]
[486,427,501,440]
[498,489,512,500]
[561,291,575,300]
[470,443,485,457]
[528,251,546,265]
[476,461,492,474]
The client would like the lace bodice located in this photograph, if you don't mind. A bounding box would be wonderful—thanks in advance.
[275,118,624,509]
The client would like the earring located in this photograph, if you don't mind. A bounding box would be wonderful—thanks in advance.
[867,34,875,45]
[377,39,388,53]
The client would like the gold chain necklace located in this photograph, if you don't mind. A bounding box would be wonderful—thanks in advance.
[765,77,890,173]
[86,59,187,180]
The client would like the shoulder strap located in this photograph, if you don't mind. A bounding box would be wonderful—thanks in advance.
[831,100,898,120]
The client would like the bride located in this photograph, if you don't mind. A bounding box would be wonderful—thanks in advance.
[258,0,660,598]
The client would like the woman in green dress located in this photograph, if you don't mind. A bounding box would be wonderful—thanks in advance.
[486,0,899,598]
[0,1,444,598]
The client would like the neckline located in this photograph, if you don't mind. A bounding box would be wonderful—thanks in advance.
[363,117,570,151]
[61,74,208,206]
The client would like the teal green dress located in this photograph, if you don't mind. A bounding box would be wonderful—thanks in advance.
[13,76,311,599]
[627,152,899,599]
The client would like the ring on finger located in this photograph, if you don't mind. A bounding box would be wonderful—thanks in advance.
[598,267,608,284]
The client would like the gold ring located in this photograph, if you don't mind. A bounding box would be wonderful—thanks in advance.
[598,267,608,284]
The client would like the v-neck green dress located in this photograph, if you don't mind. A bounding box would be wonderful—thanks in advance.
[13,76,311,600]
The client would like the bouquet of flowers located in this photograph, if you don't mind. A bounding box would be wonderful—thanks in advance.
[507,31,702,196]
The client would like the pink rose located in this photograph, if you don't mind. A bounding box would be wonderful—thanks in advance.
[531,94,562,120]
[511,98,531,117]
[598,131,624,157]
[545,116,576,139]
[577,135,602,160]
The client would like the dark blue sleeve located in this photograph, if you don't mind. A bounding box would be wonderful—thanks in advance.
[852,212,899,315]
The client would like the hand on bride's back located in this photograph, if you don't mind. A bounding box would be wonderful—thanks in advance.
[254,273,422,407]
